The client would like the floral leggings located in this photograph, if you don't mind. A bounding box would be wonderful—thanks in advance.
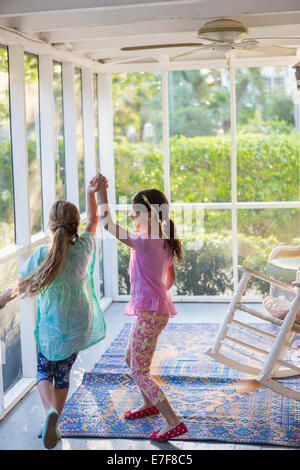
[125,310,169,405]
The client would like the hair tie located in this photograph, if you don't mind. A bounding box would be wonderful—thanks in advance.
[141,194,172,238]
[56,224,65,229]
[141,194,151,208]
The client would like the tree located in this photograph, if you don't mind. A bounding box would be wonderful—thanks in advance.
[113,72,162,142]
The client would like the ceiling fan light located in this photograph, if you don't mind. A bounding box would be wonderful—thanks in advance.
[199,31,241,42]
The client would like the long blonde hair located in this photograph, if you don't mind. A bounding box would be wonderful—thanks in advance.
[17,200,80,297]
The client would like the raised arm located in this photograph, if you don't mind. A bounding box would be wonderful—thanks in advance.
[92,174,132,248]
[84,180,100,235]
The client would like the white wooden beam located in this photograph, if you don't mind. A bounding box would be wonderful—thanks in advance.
[229,61,238,291]
[0,26,105,72]
[97,53,299,72]
[80,48,300,67]
[8,46,31,245]
[250,39,300,47]
[99,55,150,65]
[162,70,171,203]
[0,0,182,16]
[98,73,118,298]
[62,61,79,206]
[0,18,299,73]
[8,45,36,379]
[70,36,300,53]
[40,17,300,45]
[39,55,56,228]
[41,19,204,44]
[230,55,299,68]
[81,67,102,299]
[248,24,300,38]
[99,59,226,72]
[235,12,300,28]
[87,50,156,60]
[98,74,115,204]
[68,34,199,52]
[2,1,300,33]
[82,67,96,185]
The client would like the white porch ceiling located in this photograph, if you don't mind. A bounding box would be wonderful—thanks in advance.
[0,0,300,67]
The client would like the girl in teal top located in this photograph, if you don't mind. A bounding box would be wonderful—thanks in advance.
[0,177,106,449]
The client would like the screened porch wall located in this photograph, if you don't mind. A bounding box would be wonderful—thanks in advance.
[113,67,300,302]
[0,28,300,420]
[0,40,110,420]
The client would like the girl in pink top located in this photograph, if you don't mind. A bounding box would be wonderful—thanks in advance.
[94,174,187,441]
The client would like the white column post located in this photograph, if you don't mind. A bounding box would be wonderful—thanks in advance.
[229,61,238,291]
[82,68,96,186]
[39,55,56,229]
[62,61,79,207]
[8,45,36,378]
[162,70,171,203]
[98,72,118,299]
[82,67,101,299]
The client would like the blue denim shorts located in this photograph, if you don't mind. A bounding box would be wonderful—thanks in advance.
[37,350,78,389]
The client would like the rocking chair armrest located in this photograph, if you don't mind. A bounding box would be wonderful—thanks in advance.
[268,244,300,261]
[238,265,296,293]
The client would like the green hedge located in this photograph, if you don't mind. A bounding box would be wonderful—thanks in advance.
[114,132,300,242]
[115,132,299,204]
[114,138,165,198]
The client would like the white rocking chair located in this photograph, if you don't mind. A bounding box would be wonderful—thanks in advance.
[206,266,300,400]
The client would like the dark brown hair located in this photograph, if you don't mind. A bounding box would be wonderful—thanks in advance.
[132,189,183,264]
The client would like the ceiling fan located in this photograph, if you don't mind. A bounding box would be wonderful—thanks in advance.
[120,18,299,60]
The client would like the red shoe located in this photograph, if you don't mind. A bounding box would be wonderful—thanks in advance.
[124,406,159,419]
[149,422,188,441]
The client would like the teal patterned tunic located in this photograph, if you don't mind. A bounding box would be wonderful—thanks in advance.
[20,231,106,361]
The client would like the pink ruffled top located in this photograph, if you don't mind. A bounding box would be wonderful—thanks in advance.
[125,232,177,318]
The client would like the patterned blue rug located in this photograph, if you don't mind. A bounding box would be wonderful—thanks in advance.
[58,323,300,447]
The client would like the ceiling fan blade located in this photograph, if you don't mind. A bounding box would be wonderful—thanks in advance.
[172,46,210,60]
[245,37,300,47]
[121,43,204,52]
[234,40,259,48]
[247,37,300,40]
[242,45,296,55]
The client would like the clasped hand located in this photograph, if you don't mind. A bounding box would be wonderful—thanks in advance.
[87,173,108,193]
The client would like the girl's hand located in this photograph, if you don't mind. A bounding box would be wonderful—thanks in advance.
[87,179,100,194]
[91,174,108,191]
[87,174,107,193]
